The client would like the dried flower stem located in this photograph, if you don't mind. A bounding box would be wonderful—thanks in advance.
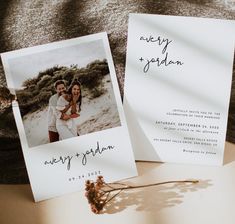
[103,180,199,194]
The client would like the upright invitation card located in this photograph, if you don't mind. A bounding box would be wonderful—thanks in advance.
[124,14,235,165]
[1,32,137,201]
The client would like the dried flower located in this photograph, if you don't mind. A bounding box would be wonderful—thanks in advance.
[85,176,108,214]
[85,176,199,214]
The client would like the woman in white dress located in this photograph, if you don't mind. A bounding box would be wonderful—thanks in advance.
[56,79,82,140]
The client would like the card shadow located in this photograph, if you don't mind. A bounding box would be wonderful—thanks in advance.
[223,142,235,165]
[124,98,162,161]
[135,161,162,177]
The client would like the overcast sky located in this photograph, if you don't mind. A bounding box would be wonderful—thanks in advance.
[8,39,106,89]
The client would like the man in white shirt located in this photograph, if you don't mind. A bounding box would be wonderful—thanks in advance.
[48,80,66,142]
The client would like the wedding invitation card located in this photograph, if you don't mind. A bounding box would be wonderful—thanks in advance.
[124,14,235,165]
[1,32,137,201]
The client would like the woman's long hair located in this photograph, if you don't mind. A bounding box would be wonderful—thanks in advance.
[67,79,82,111]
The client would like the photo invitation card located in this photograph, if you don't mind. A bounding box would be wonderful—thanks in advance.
[1,32,137,201]
[124,14,235,165]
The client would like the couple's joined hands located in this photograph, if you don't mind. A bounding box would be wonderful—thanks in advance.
[70,113,80,118]
[62,113,80,120]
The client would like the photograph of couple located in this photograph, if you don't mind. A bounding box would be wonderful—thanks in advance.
[8,39,121,148]
[48,79,82,142]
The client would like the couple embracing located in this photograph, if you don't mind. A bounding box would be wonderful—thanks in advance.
[47,79,82,142]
